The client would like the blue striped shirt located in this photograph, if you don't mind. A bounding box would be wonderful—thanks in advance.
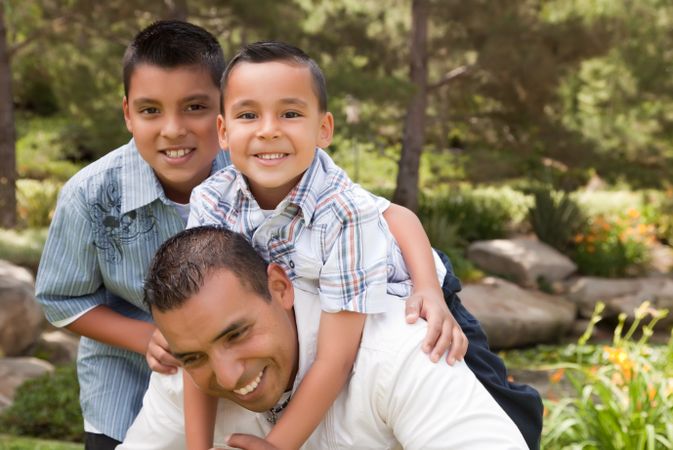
[35,139,229,441]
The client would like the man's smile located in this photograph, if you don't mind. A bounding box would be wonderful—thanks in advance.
[233,368,265,396]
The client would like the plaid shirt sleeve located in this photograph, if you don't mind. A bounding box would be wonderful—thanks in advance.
[317,188,392,314]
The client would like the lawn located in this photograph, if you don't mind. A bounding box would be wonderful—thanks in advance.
[0,435,82,450]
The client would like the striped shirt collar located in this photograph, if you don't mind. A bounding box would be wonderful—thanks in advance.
[121,139,230,214]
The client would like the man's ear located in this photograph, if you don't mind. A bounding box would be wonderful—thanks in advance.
[267,263,293,310]
[317,112,334,149]
[217,114,228,151]
[122,97,133,133]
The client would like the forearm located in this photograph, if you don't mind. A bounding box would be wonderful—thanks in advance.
[183,371,217,450]
[267,311,365,450]
[65,305,155,355]
[383,204,441,291]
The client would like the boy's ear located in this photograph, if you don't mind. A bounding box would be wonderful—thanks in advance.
[317,112,334,149]
[267,264,294,310]
[217,114,228,150]
[122,97,133,133]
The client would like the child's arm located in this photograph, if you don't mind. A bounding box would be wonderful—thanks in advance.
[382,203,468,364]
[265,310,365,450]
[183,371,217,450]
[66,305,179,373]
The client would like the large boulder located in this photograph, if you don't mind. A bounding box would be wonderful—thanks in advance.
[566,276,673,327]
[467,237,577,288]
[459,277,577,349]
[0,357,54,412]
[0,260,44,356]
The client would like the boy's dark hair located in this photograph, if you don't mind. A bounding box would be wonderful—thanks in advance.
[221,41,328,113]
[144,226,271,313]
[123,20,225,97]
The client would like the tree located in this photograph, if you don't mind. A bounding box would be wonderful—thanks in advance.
[0,1,16,228]
[393,0,428,212]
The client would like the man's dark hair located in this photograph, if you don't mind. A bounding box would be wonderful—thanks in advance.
[220,41,328,113]
[144,226,270,313]
[123,20,225,97]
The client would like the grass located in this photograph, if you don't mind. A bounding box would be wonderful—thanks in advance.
[0,435,82,450]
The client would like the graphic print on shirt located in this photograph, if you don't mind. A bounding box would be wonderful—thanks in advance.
[90,180,157,263]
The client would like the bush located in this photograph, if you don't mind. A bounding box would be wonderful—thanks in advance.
[418,186,530,243]
[529,189,586,253]
[0,364,83,442]
[572,209,655,277]
[542,303,673,449]
[16,179,62,228]
[0,228,48,271]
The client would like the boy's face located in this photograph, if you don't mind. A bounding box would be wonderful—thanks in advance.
[123,64,221,203]
[218,61,334,209]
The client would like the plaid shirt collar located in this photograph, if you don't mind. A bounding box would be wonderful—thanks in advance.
[232,148,329,226]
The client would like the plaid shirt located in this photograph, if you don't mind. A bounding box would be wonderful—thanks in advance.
[189,149,421,313]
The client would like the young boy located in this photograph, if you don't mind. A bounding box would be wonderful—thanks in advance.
[187,41,543,450]
[34,21,229,449]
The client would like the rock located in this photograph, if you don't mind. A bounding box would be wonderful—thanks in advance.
[459,277,577,349]
[565,276,643,319]
[649,243,673,275]
[467,237,577,288]
[33,330,80,365]
[0,357,54,412]
[565,276,673,327]
[0,260,44,356]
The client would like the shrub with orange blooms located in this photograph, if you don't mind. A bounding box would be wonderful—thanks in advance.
[572,208,656,277]
[542,302,673,449]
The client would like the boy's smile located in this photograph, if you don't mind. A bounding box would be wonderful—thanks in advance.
[219,61,334,209]
[123,64,221,203]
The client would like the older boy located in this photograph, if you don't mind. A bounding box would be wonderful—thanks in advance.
[35,21,229,449]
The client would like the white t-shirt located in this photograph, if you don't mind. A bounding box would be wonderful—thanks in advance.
[120,291,527,450]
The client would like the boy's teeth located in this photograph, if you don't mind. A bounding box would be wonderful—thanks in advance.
[257,153,286,160]
[234,370,263,395]
[164,148,192,158]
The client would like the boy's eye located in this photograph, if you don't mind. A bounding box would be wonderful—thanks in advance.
[283,111,302,119]
[181,354,204,367]
[186,104,207,112]
[139,107,160,115]
[236,112,257,120]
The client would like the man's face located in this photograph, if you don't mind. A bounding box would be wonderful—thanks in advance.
[123,64,221,203]
[152,265,299,412]
[218,60,334,209]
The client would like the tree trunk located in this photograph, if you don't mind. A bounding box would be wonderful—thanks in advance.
[392,0,428,212]
[0,3,16,228]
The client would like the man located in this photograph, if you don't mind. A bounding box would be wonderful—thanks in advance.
[119,226,528,449]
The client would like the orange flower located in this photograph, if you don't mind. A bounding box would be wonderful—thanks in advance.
[627,208,640,219]
[549,368,565,384]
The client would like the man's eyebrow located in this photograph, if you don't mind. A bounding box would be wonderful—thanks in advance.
[182,94,214,103]
[210,321,247,343]
[131,97,159,107]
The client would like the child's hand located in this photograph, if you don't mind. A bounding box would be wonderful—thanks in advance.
[145,328,180,374]
[224,434,280,450]
[405,289,468,365]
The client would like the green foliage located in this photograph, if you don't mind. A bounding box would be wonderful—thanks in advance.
[0,227,47,270]
[573,209,655,277]
[418,186,530,243]
[529,189,586,253]
[15,116,84,181]
[16,179,61,228]
[0,364,83,443]
[542,303,673,449]
[0,434,83,450]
